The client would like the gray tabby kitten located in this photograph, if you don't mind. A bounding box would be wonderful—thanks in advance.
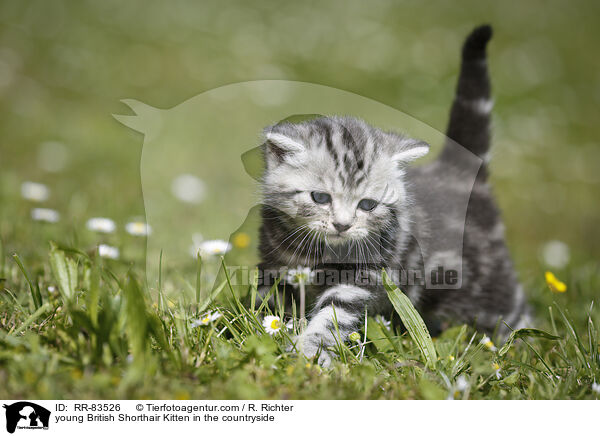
[258,25,528,365]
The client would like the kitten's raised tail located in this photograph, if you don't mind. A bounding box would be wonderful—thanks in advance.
[441,25,493,166]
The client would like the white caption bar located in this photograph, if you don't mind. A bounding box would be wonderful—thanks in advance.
[0,400,594,435]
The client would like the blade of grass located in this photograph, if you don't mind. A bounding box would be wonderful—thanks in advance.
[554,302,592,375]
[122,273,148,365]
[0,237,5,277]
[219,260,261,336]
[220,257,245,314]
[48,244,77,302]
[549,306,567,356]
[358,308,368,361]
[520,338,557,382]
[383,269,437,368]
[588,310,598,370]
[250,267,258,312]
[256,278,281,314]
[1,288,27,314]
[330,304,348,364]
[195,253,202,304]
[498,328,560,357]
[87,260,100,327]
[12,253,42,309]
[10,302,52,335]
[158,249,164,311]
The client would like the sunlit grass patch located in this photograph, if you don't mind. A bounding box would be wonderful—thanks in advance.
[1,240,599,399]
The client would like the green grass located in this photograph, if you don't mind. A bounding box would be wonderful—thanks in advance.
[1,240,599,399]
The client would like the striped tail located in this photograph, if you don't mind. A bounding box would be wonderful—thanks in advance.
[440,25,493,166]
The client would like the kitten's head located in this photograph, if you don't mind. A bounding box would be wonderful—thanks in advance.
[261,116,428,247]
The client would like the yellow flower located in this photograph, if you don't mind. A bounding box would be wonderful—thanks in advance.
[232,232,250,248]
[545,271,566,293]
[448,355,455,361]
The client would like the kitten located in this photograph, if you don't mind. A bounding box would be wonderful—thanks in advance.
[258,25,528,365]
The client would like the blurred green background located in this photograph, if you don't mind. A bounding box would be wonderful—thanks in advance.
[1,0,599,277]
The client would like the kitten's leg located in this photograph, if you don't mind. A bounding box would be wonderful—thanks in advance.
[295,284,371,366]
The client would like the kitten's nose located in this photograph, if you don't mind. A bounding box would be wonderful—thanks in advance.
[333,222,351,233]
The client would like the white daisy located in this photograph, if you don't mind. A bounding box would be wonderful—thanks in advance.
[125,221,152,236]
[493,363,502,379]
[592,383,600,394]
[262,315,284,335]
[31,208,60,223]
[480,335,497,352]
[47,285,57,294]
[285,266,314,288]
[98,244,119,260]
[447,375,470,400]
[21,181,49,202]
[86,217,116,234]
[195,239,232,257]
[375,314,392,330]
[190,311,222,327]
[171,174,205,204]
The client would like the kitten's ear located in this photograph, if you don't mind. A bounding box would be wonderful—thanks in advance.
[265,132,305,154]
[263,127,306,167]
[391,138,430,165]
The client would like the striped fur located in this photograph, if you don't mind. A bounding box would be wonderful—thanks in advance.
[440,24,494,179]
[258,25,528,365]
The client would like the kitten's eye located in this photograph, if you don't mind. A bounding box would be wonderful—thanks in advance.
[357,198,378,211]
[311,191,331,204]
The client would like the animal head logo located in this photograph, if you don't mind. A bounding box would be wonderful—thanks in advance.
[3,402,51,433]
[114,80,481,302]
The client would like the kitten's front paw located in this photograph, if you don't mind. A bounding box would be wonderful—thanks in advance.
[292,334,333,367]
